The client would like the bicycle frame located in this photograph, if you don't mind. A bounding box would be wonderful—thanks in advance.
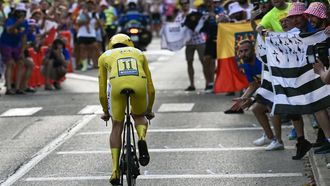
[119,89,140,186]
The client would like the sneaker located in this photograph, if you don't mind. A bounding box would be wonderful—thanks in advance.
[314,141,330,154]
[185,86,196,91]
[109,170,120,186]
[138,139,150,166]
[292,139,312,160]
[81,60,88,72]
[288,128,297,140]
[204,84,213,93]
[253,134,272,146]
[224,108,244,114]
[25,87,36,93]
[265,139,284,151]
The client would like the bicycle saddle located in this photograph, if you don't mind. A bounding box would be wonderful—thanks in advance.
[120,88,135,95]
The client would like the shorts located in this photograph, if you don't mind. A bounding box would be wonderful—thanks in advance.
[185,43,205,62]
[204,39,217,59]
[107,76,148,122]
[77,37,96,45]
[0,45,22,63]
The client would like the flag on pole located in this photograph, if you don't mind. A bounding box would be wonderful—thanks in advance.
[214,22,254,93]
[266,30,330,115]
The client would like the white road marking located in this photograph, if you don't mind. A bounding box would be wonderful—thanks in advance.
[0,107,42,117]
[78,105,103,115]
[157,103,194,112]
[56,146,295,155]
[66,73,98,82]
[206,169,216,175]
[218,144,225,148]
[0,115,96,186]
[25,173,303,182]
[77,126,293,135]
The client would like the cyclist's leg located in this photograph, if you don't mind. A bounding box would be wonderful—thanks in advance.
[108,83,126,184]
[130,80,150,166]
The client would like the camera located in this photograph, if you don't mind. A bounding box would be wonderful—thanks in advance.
[306,42,329,68]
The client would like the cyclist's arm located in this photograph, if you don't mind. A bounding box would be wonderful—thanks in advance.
[142,54,155,113]
[98,54,108,114]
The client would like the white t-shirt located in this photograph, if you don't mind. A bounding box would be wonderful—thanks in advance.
[77,10,97,38]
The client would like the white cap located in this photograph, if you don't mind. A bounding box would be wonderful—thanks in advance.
[15,3,27,11]
[228,2,244,16]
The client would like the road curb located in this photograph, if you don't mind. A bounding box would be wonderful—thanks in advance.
[304,116,330,186]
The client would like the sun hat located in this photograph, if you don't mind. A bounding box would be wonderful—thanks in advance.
[288,2,306,17]
[100,0,109,7]
[228,2,245,16]
[15,3,27,11]
[304,2,327,19]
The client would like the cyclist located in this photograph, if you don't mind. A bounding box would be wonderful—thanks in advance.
[98,33,155,185]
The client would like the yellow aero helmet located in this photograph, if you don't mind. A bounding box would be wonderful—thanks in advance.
[108,33,134,49]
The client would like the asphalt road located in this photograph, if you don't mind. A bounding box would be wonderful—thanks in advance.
[0,38,310,186]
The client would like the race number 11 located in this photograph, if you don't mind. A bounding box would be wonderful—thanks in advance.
[117,57,139,76]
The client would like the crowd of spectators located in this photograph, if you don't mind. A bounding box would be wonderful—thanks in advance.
[160,0,330,170]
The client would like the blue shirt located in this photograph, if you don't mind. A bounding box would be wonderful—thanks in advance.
[241,58,262,83]
[0,17,29,47]
[63,48,71,61]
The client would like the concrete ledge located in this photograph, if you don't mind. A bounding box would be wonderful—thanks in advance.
[304,116,330,186]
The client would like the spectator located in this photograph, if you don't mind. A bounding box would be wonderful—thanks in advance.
[0,3,29,95]
[76,0,100,71]
[256,0,291,36]
[175,0,205,91]
[304,2,330,154]
[149,1,162,37]
[237,0,253,20]
[250,0,273,32]
[226,40,261,113]
[0,0,6,78]
[198,0,225,93]
[104,0,118,41]
[227,1,248,22]
[42,38,69,90]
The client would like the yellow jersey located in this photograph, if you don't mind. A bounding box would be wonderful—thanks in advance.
[98,47,155,117]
